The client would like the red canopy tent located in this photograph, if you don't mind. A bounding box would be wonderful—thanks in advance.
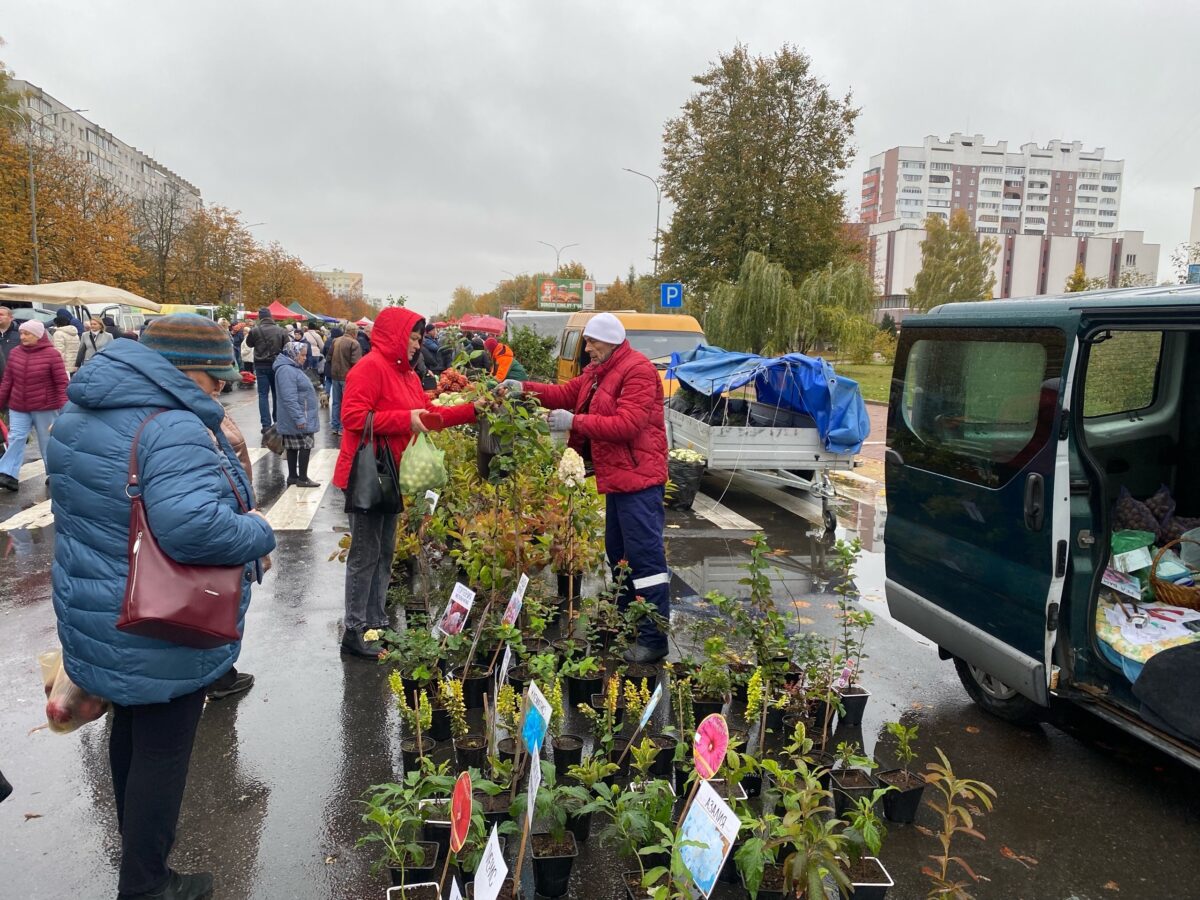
[244,301,304,321]
[457,313,504,335]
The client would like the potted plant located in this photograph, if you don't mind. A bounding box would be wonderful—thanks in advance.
[560,654,603,706]
[831,538,874,727]
[390,674,437,771]
[440,677,486,769]
[840,789,895,899]
[510,761,581,898]
[591,779,676,896]
[921,749,997,899]
[358,770,451,888]
[547,676,585,779]
[878,720,928,824]
[578,673,623,765]
[564,754,618,843]
[830,740,880,819]
[772,760,852,899]
[626,736,672,796]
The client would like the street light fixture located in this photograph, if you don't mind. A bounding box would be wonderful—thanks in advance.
[622,167,662,277]
[1,105,88,283]
[536,240,579,274]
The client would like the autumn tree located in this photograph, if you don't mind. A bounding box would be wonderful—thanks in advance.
[135,183,189,302]
[907,210,999,312]
[175,205,256,306]
[660,44,858,317]
[1064,263,1089,293]
[597,277,637,311]
[443,284,478,319]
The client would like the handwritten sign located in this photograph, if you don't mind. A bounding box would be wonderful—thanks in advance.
[679,779,741,898]
[473,824,508,900]
[693,713,729,781]
[522,682,551,754]
[525,755,542,829]
[434,583,476,637]
[636,682,664,734]
[448,878,463,900]
[451,771,473,854]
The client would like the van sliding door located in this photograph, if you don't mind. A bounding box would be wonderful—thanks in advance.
[885,327,1073,705]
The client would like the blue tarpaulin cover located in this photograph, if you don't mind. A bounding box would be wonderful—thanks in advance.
[666,344,871,455]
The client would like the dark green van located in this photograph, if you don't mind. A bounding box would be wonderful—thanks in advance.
[885,285,1200,770]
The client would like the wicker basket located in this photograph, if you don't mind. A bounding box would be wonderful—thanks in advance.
[1149,537,1200,611]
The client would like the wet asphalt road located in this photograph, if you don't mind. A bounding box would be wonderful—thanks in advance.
[1,389,1198,900]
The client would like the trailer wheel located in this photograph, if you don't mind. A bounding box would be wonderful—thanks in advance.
[823,507,838,532]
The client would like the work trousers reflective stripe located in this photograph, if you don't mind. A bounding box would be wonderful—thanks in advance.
[605,484,669,651]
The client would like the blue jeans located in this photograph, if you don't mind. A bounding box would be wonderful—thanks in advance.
[605,484,670,651]
[330,379,346,431]
[254,365,277,430]
[0,409,58,479]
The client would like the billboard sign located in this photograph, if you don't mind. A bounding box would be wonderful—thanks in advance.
[538,278,596,311]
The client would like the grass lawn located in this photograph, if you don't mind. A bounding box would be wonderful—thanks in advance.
[831,362,894,403]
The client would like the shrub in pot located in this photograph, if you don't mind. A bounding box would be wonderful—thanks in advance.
[512,762,581,898]
[564,754,617,843]
[357,766,454,889]
[878,721,928,825]
[590,778,676,892]
[832,538,874,727]
[840,788,896,900]
[560,654,603,706]
[830,741,881,819]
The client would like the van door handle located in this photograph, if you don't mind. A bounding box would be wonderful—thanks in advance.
[1024,473,1045,531]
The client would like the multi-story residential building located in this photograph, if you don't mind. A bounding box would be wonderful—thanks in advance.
[861,132,1123,238]
[9,79,201,209]
[314,269,364,300]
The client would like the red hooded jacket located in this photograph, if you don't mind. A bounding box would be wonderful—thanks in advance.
[524,340,667,494]
[333,307,476,491]
[0,334,68,412]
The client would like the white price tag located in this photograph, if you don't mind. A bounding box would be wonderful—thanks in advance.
[424,490,440,514]
[448,877,463,900]
[526,753,542,829]
[473,825,508,900]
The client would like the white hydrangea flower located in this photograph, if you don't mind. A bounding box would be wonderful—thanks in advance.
[362,629,382,642]
[556,447,586,487]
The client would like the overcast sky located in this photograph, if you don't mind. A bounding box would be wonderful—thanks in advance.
[4,1,1198,314]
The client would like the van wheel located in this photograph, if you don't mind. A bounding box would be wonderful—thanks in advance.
[953,657,1042,724]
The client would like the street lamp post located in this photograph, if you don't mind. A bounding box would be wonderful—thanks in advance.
[536,240,579,274]
[2,105,88,283]
[623,167,662,277]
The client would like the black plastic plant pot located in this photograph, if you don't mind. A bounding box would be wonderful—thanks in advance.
[590,694,626,730]
[454,733,488,770]
[673,762,692,796]
[467,878,516,900]
[553,734,584,780]
[567,808,593,843]
[400,675,424,705]
[878,769,927,824]
[458,837,507,878]
[556,571,583,602]
[648,735,674,779]
[389,882,441,900]
[566,672,604,706]
[692,696,724,721]
[428,707,451,742]
[401,737,439,774]
[742,771,763,798]
[848,856,894,899]
[610,738,632,778]
[837,686,871,727]
[459,667,491,710]
[508,666,529,696]
[641,848,670,874]
[765,705,786,733]
[531,831,578,898]
[497,736,518,766]
[388,842,440,887]
[474,791,511,829]
[419,801,451,862]
[832,771,882,819]
[742,863,788,900]
[718,837,744,883]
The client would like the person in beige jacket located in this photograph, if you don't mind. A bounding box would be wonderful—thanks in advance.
[52,310,80,375]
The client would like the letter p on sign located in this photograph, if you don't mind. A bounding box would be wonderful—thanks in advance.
[660,282,683,308]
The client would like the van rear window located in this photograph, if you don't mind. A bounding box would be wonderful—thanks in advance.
[893,328,1066,487]
[1082,331,1162,418]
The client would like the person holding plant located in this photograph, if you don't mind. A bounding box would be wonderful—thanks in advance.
[333,306,482,658]
[502,312,670,663]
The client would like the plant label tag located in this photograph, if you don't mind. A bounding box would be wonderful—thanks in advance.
[1102,566,1143,600]
[424,490,440,514]
[693,714,728,781]
[473,824,508,900]
[678,779,740,899]
[448,878,463,900]
[636,683,663,734]
[450,771,473,854]
[434,583,476,637]
[525,752,542,829]
[522,682,551,754]
[497,645,513,686]
[501,593,522,627]
[515,572,529,602]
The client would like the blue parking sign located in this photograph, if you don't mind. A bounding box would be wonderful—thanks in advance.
[660,282,683,308]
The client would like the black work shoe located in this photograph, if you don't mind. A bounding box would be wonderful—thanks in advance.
[286,475,298,486]
[0,474,17,492]
[340,628,382,659]
[119,869,214,900]
[623,643,668,664]
[0,767,12,803]
[207,671,254,701]
[294,478,321,489]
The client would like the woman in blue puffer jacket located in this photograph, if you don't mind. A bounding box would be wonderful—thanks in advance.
[273,340,321,487]
[46,313,276,900]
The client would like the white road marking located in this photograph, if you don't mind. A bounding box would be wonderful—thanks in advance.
[262,449,339,532]
[18,460,46,483]
[0,499,54,532]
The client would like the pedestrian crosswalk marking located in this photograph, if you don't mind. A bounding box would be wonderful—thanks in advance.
[0,499,54,532]
[262,449,339,532]
[18,460,45,483]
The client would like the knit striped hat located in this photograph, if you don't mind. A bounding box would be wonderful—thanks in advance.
[141,314,241,382]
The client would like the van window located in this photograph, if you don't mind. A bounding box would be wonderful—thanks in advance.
[560,330,580,362]
[1082,331,1162,418]
[894,328,1066,486]
[626,330,704,363]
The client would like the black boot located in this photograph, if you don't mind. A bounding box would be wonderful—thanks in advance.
[294,448,320,488]
[285,449,298,486]
[0,767,11,803]
[118,869,213,900]
[340,628,381,659]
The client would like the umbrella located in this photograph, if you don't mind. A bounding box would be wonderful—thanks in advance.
[0,280,161,312]
[457,313,504,335]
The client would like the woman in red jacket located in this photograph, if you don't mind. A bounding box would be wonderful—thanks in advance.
[333,306,479,657]
[502,313,671,663]
[0,321,68,492]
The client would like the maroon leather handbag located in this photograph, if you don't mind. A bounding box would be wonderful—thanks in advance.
[116,410,250,649]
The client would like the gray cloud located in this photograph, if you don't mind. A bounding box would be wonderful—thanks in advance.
[5,0,1198,313]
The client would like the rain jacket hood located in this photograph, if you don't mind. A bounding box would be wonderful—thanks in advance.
[369,306,423,372]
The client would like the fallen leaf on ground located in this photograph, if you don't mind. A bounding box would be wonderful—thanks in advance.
[824,603,839,610]
[1000,846,1038,868]
[324,855,337,865]
[795,617,814,625]
[666,524,681,529]
[1103,882,1119,891]
[965,726,981,734]
[24,813,42,821]
[911,702,924,709]
[793,600,811,608]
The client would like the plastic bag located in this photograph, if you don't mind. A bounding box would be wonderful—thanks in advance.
[397,433,447,496]
[38,649,109,734]
[665,458,704,510]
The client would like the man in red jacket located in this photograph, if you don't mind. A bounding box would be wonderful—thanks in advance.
[504,313,671,662]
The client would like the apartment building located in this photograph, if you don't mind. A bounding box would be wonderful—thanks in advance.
[862,132,1123,238]
[9,79,201,209]
[314,269,364,299]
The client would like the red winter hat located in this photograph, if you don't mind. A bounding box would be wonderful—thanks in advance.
[484,338,498,353]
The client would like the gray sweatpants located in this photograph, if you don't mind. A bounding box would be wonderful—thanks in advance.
[344,511,398,632]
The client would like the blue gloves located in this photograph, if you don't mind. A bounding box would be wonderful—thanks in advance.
[499,379,523,396]
[547,409,575,432]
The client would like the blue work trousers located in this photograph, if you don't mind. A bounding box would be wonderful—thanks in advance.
[605,484,670,651]
[254,364,277,430]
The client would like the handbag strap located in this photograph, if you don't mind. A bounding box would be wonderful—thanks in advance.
[363,410,375,445]
[127,409,248,512]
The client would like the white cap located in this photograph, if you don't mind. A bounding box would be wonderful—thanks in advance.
[582,312,626,344]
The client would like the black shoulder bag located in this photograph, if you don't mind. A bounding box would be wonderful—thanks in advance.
[345,412,402,515]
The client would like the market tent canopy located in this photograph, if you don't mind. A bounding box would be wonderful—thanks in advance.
[245,301,304,321]
[355,317,374,327]
[0,280,161,312]
[457,313,504,335]
[287,301,338,323]
[666,344,871,455]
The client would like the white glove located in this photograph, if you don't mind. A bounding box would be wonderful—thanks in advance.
[499,379,523,396]
[547,409,575,432]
